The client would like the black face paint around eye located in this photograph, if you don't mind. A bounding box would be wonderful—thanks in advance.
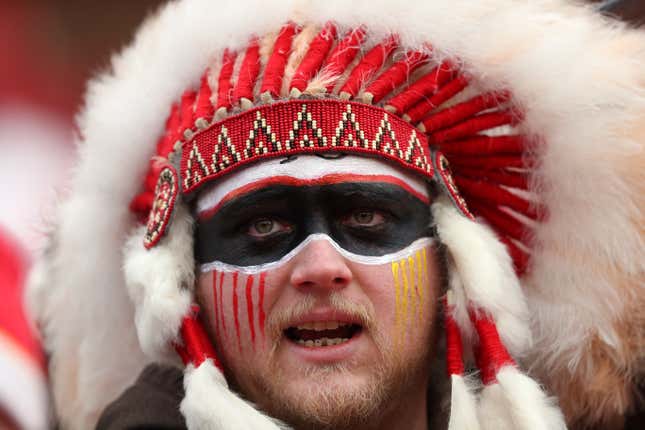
[194,182,431,266]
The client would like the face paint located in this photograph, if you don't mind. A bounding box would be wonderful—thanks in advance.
[206,270,269,349]
[391,247,430,349]
[199,235,434,351]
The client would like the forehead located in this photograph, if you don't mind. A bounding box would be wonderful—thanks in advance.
[196,155,429,215]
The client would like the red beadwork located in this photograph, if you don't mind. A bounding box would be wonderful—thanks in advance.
[181,99,434,194]
[144,165,179,249]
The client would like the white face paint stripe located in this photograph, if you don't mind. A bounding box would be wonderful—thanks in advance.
[199,235,435,275]
[196,155,429,215]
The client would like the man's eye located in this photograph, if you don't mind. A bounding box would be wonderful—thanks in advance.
[345,210,386,227]
[247,218,292,237]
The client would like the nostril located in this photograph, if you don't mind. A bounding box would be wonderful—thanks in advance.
[332,277,346,285]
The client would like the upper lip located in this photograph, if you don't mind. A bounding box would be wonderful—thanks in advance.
[284,308,362,329]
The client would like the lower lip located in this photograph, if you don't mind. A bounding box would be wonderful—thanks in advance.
[284,331,364,363]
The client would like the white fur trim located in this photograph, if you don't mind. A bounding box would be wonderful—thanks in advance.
[448,374,481,430]
[123,203,194,361]
[433,196,531,357]
[181,360,289,430]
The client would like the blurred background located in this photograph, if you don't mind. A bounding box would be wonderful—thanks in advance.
[0,1,642,429]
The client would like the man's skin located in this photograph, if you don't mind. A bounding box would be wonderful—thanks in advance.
[195,164,443,430]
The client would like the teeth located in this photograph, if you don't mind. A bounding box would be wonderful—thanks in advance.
[296,321,348,331]
[325,322,340,330]
[295,337,350,347]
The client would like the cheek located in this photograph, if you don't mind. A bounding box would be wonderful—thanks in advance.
[354,245,439,348]
[197,270,272,358]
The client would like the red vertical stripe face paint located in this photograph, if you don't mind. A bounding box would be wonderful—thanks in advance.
[219,272,227,339]
[245,274,256,347]
[258,272,267,339]
[212,270,219,336]
[232,272,241,351]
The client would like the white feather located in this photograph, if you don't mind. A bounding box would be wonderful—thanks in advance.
[496,366,567,430]
[478,382,515,430]
[123,203,194,361]
[181,360,289,430]
[448,374,481,430]
[432,196,531,358]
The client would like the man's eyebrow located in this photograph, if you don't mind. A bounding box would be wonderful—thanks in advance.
[198,186,291,222]
[198,174,429,219]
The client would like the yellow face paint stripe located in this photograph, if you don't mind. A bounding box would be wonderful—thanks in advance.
[391,261,402,346]
[400,259,410,337]
[416,250,424,323]
[408,256,418,324]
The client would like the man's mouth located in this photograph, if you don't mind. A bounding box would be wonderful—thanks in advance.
[284,322,363,348]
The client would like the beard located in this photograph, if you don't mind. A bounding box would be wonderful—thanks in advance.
[221,294,435,430]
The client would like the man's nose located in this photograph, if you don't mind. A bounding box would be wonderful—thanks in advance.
[289,238,353,292]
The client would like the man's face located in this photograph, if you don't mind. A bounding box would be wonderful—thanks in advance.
[194,156,441,429]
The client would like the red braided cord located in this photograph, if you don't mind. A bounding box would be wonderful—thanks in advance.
[455,168,528,189]
[431,110,517,143]
[179,90,197,134]
[422,91,511,133]
[157,102,181,157]
[405,75,469,123]
[364,50,428,104]
[216,49,237,111]
[471,311,515,385]
[445,302,466,376]
[468,201,528,243]
[194,70,214,123]
[437,135,524,156]
[260,23,299,98]
[324,26,367,92]
[290,22,337,93]
[340,35,398,98]
[448,154,528,170]
[232,38,261,105]
[385,61,454,113]
[454,176,538,218]
[175,306,223,370]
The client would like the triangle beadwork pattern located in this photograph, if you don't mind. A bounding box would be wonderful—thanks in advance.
[181,99,434,193]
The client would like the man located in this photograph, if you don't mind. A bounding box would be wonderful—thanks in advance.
[28,1,643,429]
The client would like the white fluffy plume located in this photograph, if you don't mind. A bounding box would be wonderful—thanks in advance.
[181,360,289,430]
[123,203,194,361]
[448,374,481,430]
[495,366,567,430]
[478,367,567,430]
[432,196,531,357]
